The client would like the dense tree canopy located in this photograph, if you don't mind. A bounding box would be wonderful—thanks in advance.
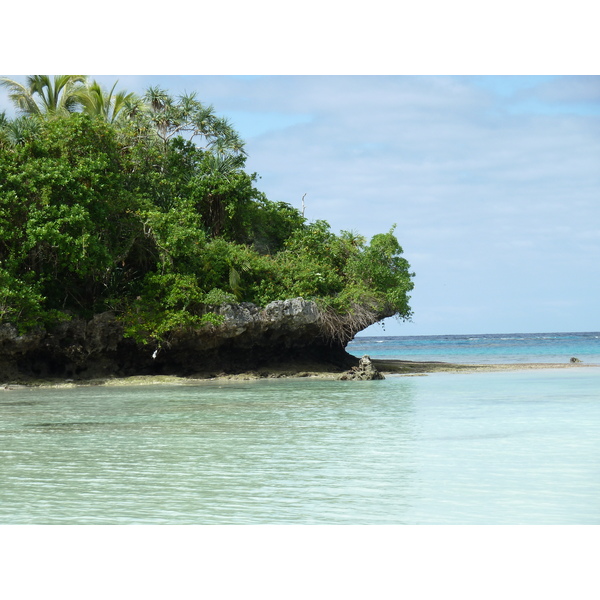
[0,76,414,345]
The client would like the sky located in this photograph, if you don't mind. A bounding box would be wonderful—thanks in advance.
[1,74,599,337]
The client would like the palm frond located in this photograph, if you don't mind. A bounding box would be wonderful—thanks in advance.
[0,77,41,115]
[2,75,87,116]
[3,116,41,146]
[144,86,171,113]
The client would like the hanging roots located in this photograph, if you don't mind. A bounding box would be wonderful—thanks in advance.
[317,303,382,346]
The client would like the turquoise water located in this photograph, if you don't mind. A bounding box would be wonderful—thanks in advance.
[350,331,600,364]
[1,350,599,524]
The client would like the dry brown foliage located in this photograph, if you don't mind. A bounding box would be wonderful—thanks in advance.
[317,303,383,345]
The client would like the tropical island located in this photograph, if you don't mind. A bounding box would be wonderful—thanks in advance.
[0,75,415,382]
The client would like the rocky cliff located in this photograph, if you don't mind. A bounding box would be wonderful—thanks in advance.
[0,298,374,381]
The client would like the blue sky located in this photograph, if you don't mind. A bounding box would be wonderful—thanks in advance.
[2,75,599,336]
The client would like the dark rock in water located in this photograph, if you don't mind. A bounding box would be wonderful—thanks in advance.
[570,357,582,363]
[339,355,385,380]
[0,299,374,381]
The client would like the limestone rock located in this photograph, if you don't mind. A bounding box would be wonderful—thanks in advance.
[0,299,368,380]
[339,355,385,380]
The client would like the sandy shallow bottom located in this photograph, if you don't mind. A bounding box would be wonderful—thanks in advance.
[2,359,598,389]
[373,359,600,375]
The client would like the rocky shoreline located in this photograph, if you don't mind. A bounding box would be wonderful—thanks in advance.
[2,358,597,390]
[2,298,597,388]
[0,299,364,383]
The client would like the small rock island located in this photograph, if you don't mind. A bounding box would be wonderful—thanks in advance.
[0,76,413,382]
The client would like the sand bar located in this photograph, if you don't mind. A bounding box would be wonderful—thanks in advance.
[2,359,599,389]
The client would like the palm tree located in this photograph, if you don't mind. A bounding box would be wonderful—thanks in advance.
[0,115,41,146]
[201,153,246,177]
[0,111,40,147]
[0,75,87,117]
[142,86,246,155]
[77,80,139,123]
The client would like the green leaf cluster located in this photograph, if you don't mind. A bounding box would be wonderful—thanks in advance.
[0,77,414,346]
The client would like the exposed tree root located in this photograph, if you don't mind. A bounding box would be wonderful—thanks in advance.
[316,303,385,346]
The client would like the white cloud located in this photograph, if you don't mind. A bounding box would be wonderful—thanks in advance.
[532,76,600,104]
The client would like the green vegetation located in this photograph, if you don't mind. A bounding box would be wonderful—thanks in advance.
[0,76,414,345]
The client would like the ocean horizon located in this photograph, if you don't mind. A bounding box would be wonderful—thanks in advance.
[350,330,600,365]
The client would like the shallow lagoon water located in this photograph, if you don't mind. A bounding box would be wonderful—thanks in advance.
[2,367,599,524]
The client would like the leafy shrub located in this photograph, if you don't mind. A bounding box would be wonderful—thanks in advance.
[0,82,414,345]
